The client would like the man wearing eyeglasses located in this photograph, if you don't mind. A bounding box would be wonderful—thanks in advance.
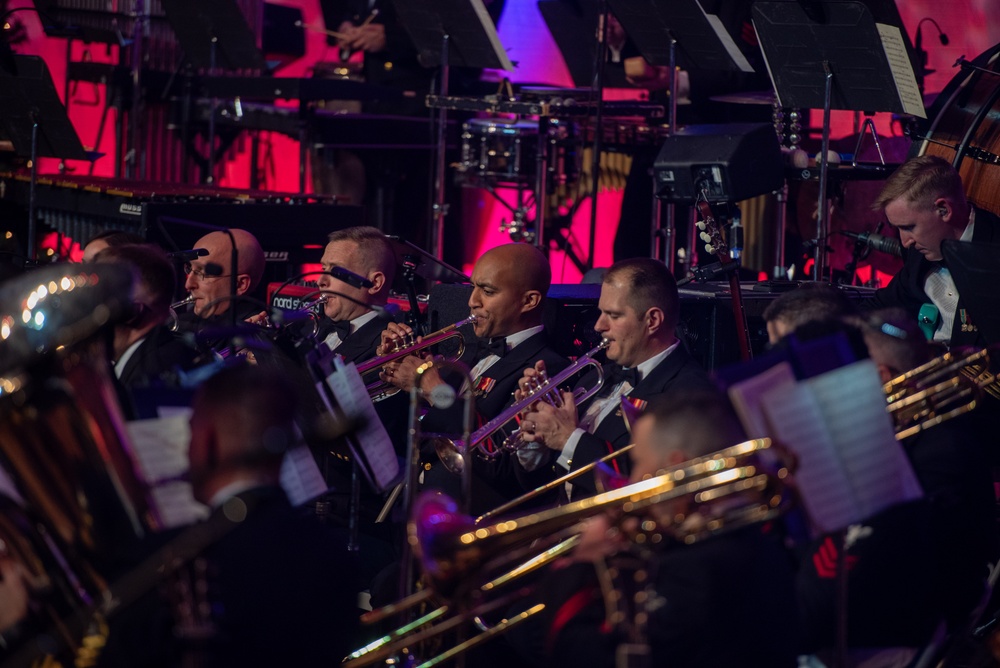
[175,229,266,351]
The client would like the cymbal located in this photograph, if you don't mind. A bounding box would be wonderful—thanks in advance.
[709,91,777,105]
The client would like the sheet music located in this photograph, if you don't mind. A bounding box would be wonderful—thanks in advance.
[703,11,753,73]
[127,414,209,529]
[760,382,858,533]
[280,442,327,506]
[760,360,923,534]
[727,361,796,438]
[806,361,923,515]
[469,0,514,71]
[876,23,926,119]
[751,19,781,106]
[325,357,400,493]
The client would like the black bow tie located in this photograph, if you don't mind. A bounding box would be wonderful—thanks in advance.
[605,364,639,388]
[481,337,508,359]
[324,319,351,341]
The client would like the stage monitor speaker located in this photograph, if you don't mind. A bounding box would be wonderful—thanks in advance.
[653,123,783,203]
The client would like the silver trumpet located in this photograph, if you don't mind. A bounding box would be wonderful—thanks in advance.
[167,294,196,331]
[356,315,478,397]
[433,338,609,474]
[267,292,329,339]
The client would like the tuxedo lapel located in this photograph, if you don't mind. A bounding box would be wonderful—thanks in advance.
[332,317,384,365]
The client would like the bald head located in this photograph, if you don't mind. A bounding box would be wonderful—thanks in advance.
[185,229,266,318]
[468,243,551,339]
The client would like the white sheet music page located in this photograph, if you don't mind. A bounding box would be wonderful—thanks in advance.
[127,413,209,529]
[806,360,923,515]
[876,23,926,118]
[703,11,754,73]
[325,357,400,493]
[760,360,923,534]
[760,381,858,534]
[279,441,327,507]
[727,361,796,438]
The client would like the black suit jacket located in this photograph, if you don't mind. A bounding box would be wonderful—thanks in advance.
[867,207,1000,347]
[118,325,202,391]
[421,330,569,515]
[542,527,799,668]
[545,345,715,499]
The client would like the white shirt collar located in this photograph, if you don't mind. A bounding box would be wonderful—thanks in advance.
[114,337,146,378]
[627,339,681,385]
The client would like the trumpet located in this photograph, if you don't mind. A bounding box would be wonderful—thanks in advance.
[167,294,196,332]
[265,292,328,339]
[433,338,609,474]
[356,315,477,396]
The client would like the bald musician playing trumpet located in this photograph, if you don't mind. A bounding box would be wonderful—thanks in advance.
[514,258,714,499]
[378,243,569,515]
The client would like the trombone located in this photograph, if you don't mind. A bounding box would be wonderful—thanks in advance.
[432,338,610,474]
[885,346,997,439]
[356,315,478,397]
[345,437,793,667]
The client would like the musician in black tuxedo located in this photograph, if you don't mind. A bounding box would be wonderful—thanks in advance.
[866,155,1000,348]
[174,228,267,354]
[98,365,361,667]
[314,226,396,362]
[93,243,201,416]
[520,391,799,668]
[379,243,569,515]
[515,258,714,499]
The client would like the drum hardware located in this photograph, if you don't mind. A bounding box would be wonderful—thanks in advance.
[885,346,997,439]
[345,437,792,667]
[432,339,609,475]
[355,315,477,398]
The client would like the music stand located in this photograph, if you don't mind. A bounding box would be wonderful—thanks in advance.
[386,235,468,334]
[537,0,630,89]
[391,0,513,262]
[162,0,267,184]
[607,0,757,272]
[0,54,90,261]
[753,0,924,280]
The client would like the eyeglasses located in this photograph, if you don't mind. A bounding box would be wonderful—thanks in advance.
[183,262,230,280]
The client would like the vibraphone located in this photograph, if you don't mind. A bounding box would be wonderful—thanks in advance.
[0,173,362,271]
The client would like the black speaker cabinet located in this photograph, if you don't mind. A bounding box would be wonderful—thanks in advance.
[653,123,784,203]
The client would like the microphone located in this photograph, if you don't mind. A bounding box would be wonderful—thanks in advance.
[324,267,374,289]
[842,231,903,257]
[203,262,225,277]
[167,248,209,262]
[915,17,950,92]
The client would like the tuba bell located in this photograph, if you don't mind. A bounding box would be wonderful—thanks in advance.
[0,264,162,662]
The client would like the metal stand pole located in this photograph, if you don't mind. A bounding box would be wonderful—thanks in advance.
[430,34,451,260]
[815,62,834,281]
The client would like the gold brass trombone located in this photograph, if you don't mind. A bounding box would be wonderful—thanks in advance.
[432,338,610,474]
[885,346,997,439]
[356,315,478,396]
[344,437,792,667]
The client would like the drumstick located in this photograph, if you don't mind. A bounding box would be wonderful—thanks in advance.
[358,9,380,28]
[294,21,349,41]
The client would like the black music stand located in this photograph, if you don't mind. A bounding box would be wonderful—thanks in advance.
[607,0,756,272]
[162,0,267,184]
[753,0,924,281]
[537,0,629,89]
[386,235,469,335]
[0,53,90,261]
[391,0,513,262]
